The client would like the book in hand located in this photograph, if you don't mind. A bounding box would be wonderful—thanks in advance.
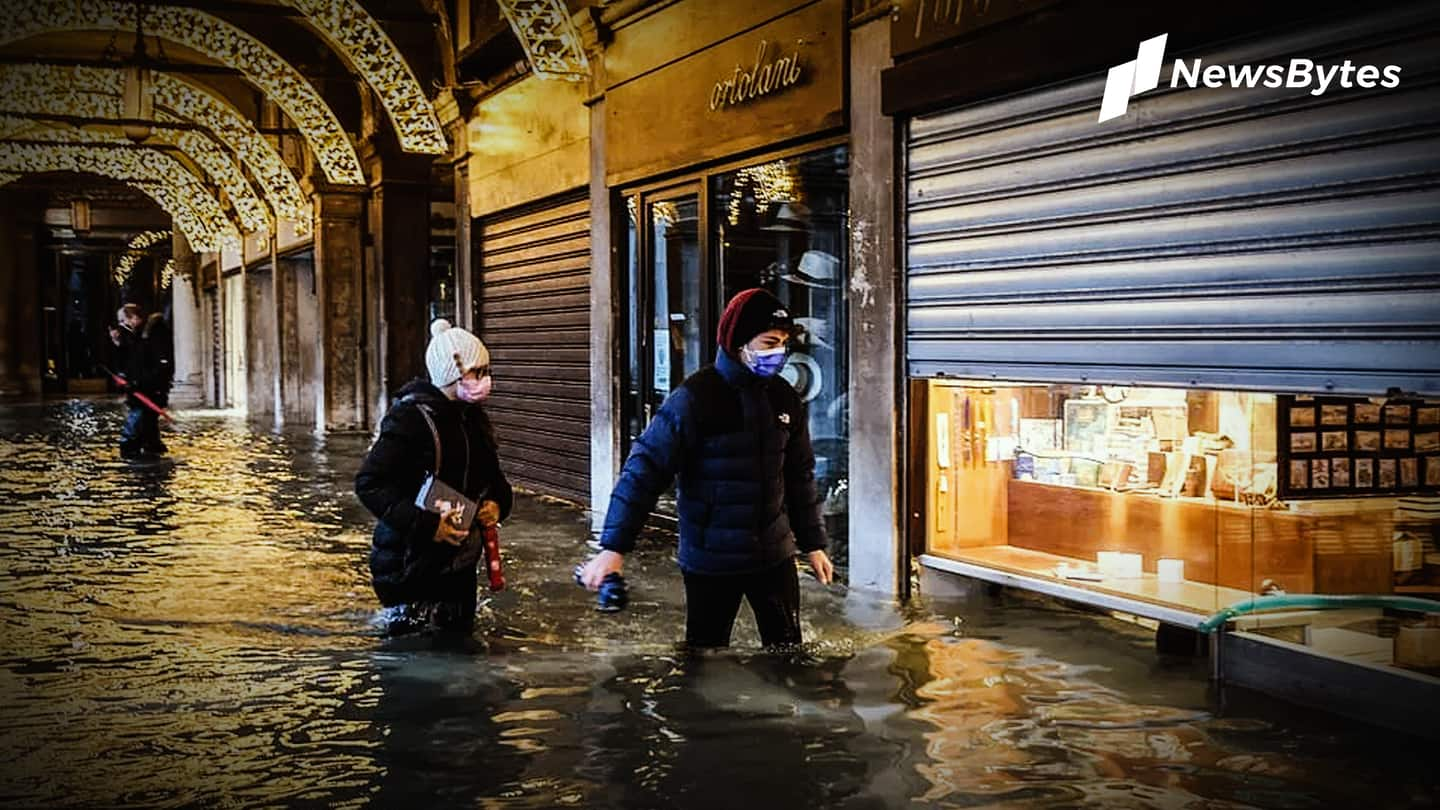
[415,474,478,530]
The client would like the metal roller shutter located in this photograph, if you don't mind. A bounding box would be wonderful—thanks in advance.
[905,3,1440,395]
[477,192,592,505]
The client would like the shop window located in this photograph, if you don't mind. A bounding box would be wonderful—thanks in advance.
[920,381,1440,618]
[712,146,851,560]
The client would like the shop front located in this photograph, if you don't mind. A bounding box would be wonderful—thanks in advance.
[593,0,854,561]
[886,0,1440,675]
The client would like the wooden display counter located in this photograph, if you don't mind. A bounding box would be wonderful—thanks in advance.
[928,474,1399,596]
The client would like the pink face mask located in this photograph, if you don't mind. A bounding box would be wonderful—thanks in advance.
[457,375,492,403]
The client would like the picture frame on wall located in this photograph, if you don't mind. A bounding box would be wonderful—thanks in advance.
[1356,431,1381,452]
[1356,458,1374,488]
[1355,403,1382,424]
[1289,459,1309,489]
[1386,404,1413,424]
[1321,404,1349,425]
[1322,431,1348,452]
[1312,459,1330,489]
[1385,429,1411,451]
[1290,406,1316,427]
[1427,457,1440,488]
[1419,407,1440,426]
[1331,458,1351,488]
[1401,457,1419,488]
[1416,431,1439,454]
[1379,458,1397,488]
[1291,432,1317,453]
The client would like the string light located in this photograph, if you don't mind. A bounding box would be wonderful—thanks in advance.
[283,0,447,154]
[727,160,800,226]
[0,110,268,235]
[113,229,171,286]
[0,0,366,185]
[0,141,237,251]
[498,0,591,81]
[0,64,311,234]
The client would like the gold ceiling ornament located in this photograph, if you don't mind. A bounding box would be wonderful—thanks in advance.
[113,229,172,286]
[159,257,176,290]
[0,0,365,185]
[0,105,270,235]
[497,0,591,81]
[0,141,237,251]
[0,172,18,186]
[282,0,446,154]
[0,64,312,234]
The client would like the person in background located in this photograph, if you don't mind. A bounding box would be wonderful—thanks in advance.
[580,288,834,649]
[108,303,172,460]
[355,319,513,635]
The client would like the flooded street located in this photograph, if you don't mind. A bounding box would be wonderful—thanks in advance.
[1,400,1436,809]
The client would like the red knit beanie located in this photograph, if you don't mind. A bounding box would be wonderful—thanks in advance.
[716,288,794,354]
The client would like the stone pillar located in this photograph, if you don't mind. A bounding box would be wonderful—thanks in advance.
[587,90,618,532]
[847,14,903,596]
[364,147,433,409]
[168,233,205,406]
[311,186,368,431]
[0,197,42,400]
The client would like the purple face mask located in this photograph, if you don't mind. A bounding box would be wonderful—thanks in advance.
[457,375,492,403]
[743,346,788,377]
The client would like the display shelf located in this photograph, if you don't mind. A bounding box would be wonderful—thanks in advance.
[936,545,1257,617]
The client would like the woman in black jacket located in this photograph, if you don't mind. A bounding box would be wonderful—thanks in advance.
[355,319,513,634]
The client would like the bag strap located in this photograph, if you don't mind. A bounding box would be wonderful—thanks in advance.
[413,402,442,476]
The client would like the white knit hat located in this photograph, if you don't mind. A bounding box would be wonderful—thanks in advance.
[425,319,489,388]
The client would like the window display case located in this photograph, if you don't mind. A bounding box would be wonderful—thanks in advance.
[920,381,1440,618]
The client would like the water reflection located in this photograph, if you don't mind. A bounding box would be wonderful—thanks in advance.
[0,400,1436,808]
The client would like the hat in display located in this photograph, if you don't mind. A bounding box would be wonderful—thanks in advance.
[762,201,811,233]
[793,316,833,350]
[782,249,840,288]
[779,351,823,403]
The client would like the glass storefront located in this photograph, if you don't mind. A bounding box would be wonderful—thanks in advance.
[621,145,851,561]
[920,380,1440,633]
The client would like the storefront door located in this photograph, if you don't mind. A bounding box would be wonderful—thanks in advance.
[623,185,707,452]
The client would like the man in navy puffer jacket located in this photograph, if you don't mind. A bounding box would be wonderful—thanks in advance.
[579,288,833,648]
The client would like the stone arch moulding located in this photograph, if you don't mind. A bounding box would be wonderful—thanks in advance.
[0,64,307,234]
[0,0,367,185]
[281,0,448,154]
[0,106,269,236]
[0,141,239,252]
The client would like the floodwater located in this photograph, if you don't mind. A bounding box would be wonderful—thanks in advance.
[1,399,1436,809]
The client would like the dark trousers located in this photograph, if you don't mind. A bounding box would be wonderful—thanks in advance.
[119,392,168,459]
[682,559,802,649]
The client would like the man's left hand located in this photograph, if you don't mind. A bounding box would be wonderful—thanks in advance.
[806,550,834,585]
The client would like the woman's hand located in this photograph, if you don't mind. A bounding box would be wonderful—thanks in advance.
[477,499,501,527]
[806,550,834,585]
[434,506,468,545]
[580,550,624,590]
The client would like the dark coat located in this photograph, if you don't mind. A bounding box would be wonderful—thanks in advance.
[599,349,827,575]
[115,314,173,397]
[355,379,514,606]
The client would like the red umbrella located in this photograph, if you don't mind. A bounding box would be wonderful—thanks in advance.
[99,365,174,423]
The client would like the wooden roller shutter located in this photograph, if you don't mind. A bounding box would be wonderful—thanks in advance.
[477,192,592,504]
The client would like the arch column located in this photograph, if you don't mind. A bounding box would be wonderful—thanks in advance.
[311,182,368,431]
[0,191,41,400]
[168,232,205,406]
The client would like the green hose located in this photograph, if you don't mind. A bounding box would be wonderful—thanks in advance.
[1197,594,1440,634]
